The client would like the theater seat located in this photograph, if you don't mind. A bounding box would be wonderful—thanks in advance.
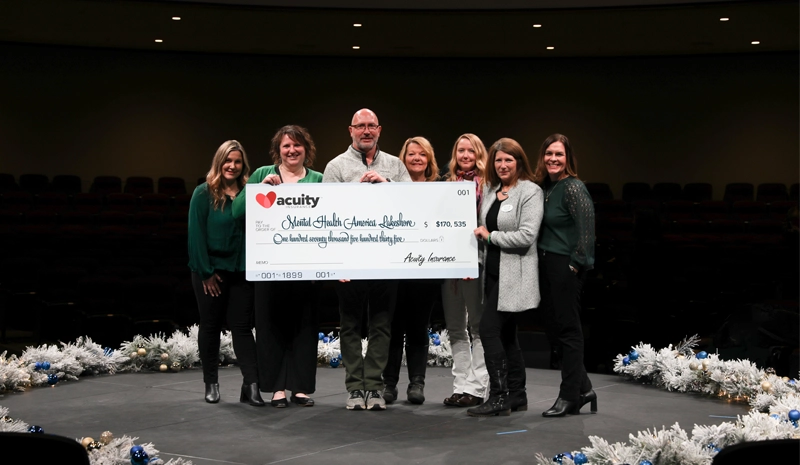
[0,432,89,465]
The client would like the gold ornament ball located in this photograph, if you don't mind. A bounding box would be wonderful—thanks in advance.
[171,361,182,372]
[0,416,12,423]
[130,352,138,359]
[761,381,772,391]
[100,431,114,444]
[159,364,168,372]
[87,441,102,451]
[81,437,94,448]
[677,354,685,359]
[701,359,710,370]
[783,376,790,382]
[689,361,699,371]
[160,353,169,361]
[137,348,147,356]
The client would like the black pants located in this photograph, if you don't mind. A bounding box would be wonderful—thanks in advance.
[384,280,439,385]
[479,273,527,393]
[539,251,592,403]
[336,280,398,392]
[192,271,257,385]
[255,281,319,394]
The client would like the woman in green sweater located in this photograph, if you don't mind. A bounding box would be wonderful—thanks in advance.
[535,133,597,417]
[233,125,322,408]
[188,140,263,406]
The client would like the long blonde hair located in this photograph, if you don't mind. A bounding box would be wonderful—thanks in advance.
[399,136,439,182]
[445,133,487,181]
[206,140,250,211]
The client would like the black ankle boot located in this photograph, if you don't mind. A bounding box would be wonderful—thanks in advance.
[467,356,510,417]
[240,383,266,406]
[578,389,598,413]
[407,376,425,404]
[542,397,578,417]
[508,390,528,412]
[205,383,220,403]
[383,385,398,404]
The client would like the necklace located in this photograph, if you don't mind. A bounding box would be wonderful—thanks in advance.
[545,178,564,202]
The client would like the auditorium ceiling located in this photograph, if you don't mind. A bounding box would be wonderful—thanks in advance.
[0,0,796,57]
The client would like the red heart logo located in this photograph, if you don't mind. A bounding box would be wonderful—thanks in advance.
[255,191,277,208]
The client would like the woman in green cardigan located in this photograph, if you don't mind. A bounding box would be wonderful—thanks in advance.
[233,125,322,408]
[188,140,264,406]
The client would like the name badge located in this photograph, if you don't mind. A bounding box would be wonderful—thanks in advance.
[500,204,514,212]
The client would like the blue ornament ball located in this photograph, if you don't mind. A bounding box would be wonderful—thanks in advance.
[323,336,330,343]
[131,449,149,465]
[640,461,653,465]
[696,351,708,359]
[28,425,44,433]
[34,361,42,370]
[318,332,324,340]
[623,356,630,366]
[789,379,796,385]
[130,445,144,455]
[42,361,51,370]
[573,452,588,465]
[433,338,441,346]
[329,358,340,368]
[788,409,800,421]
[552,453,565,464]
[47,374,58,385]
[628,350,639,361]
[771,414,781,420]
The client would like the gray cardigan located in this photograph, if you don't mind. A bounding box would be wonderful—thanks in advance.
[478,179,544,312]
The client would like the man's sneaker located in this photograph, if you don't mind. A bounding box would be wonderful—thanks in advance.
[365,390,386,411]
[346,390,366,410]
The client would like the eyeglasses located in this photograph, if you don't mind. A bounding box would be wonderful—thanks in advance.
[350,124,379,132]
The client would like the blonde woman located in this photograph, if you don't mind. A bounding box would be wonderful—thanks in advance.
[382,137,441,405]
[441,134,490,408]
[188,140,263,406]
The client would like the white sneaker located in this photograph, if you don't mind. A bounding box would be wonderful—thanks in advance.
[346,390,366,410]
[365,390,386,411]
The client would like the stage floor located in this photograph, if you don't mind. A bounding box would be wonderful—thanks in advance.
[0,365,749,464]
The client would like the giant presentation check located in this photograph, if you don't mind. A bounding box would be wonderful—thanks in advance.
[245,182,479,281]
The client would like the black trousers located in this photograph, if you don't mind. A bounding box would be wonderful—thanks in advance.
[336,280,398,392]
[479,273,527,393]
[255,281,319,394]
[384,280,439,385]
[539,251,592,403]
[192,271,257,385]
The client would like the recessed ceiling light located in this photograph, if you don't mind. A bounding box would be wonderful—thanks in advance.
[353,23,362,27]
[172,16,181,21]
[533,24,542,28]
[546,46,555,50]
[352,46,360,49]
[719,18,729,22]
[751,41,760,45]
[155,39,163,43]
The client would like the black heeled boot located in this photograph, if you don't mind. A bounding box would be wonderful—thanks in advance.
[406,345,429,404]
[240,383,266,407]
[506,348,527,412]
[542,397,578,417]
[578,389,598,413]
[467,356,510,417]
[382,346,403,404]
[205,383,220,403]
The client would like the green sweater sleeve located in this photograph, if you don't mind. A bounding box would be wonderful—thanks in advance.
[188,184,214,280]
[232,166,273,219]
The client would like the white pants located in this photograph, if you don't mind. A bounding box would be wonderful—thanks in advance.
[441,278,488,398]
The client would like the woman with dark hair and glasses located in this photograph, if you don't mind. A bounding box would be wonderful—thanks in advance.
[534,133,597,417]
[232,125,323,408]
[189,139,263,406]
[467,138,543,417]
